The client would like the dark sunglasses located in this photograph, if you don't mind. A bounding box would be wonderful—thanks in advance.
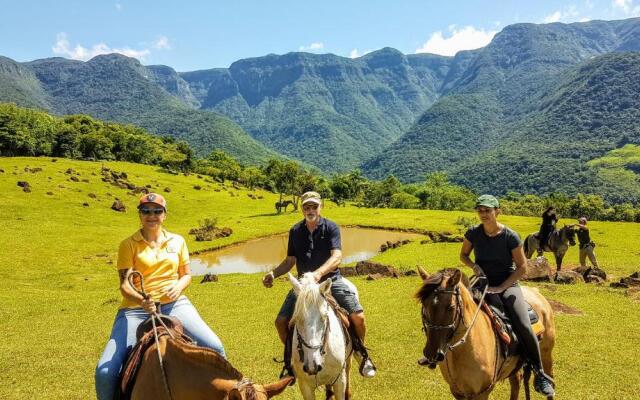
[139,207,165,215]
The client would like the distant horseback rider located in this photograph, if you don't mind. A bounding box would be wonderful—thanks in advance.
[537,206,558,256]
[460,195,555,397]
[262,191,377,380]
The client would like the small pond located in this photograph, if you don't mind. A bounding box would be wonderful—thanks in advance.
[190,227,423,275]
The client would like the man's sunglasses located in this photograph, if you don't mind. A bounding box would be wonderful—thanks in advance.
[139,208,165,215]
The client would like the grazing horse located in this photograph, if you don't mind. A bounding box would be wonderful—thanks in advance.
[130,333,292,400]
[289,273,353,400]
[275,200,294,213]
[416,267,556,400]
[524,225,576,271]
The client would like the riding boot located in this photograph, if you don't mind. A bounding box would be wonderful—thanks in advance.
[534,368,556,396]
[279,327,296,385]
[537,238,546,257]
[348,324,377,377]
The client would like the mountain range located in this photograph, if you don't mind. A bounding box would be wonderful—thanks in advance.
[2,17,640,200]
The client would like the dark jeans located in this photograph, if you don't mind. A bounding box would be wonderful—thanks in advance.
[539,226,553,248]
[487,285,543,371]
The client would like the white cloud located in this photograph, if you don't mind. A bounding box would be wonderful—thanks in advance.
[579,17,593,22]
[543,6,583,23]
[115,3,122,11]
[349,48,374,58]
[153,36,171,50]
[299,42,324,52]
[415,26,497,56]
[544,11,563,23]
[613,0,632,13]
[52,32,151,61]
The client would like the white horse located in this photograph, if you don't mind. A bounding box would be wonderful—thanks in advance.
[288,273,354,400]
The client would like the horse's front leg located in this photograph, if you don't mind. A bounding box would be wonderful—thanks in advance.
[330,372,347,400]
[298,380,316,400]
[555,251,565,273]
[509,372,521,400]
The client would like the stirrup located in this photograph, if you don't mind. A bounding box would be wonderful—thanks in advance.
[534,372,555,396]
[359,357,377,378]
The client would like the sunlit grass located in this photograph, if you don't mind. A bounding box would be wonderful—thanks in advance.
[1,157,639,399]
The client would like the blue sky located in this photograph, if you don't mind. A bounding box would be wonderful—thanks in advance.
[1,0,638,71]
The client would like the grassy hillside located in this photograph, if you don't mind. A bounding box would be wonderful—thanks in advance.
[364,19,640,202]
[182,49,451,172]
[22,54,277,164]
[1,157,639,399]
[0,56,51,110]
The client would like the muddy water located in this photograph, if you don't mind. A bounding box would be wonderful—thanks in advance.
[190,227,423,275]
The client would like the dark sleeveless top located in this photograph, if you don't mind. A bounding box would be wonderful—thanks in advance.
[464,224,522,286]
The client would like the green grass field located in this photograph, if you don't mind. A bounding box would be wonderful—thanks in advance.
[1,157,639,399]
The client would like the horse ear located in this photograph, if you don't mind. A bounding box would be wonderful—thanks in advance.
[263,376,294,397]
[417,266,429,281]
[448,270,462,287]
[289,273,302,295]
[319,278,332,295]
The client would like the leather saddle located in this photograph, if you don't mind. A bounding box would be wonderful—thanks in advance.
[472,288,545,357]
[116,316,193,400]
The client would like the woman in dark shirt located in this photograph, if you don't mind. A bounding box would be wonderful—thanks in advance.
[538,206,558,256]
[460,195,555,397]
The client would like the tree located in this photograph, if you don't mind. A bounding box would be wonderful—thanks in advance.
[262,159,302,212]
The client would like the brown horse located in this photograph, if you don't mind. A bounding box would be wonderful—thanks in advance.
[416,267,556,400]
[523,225,576,271]
[131,334,293,400]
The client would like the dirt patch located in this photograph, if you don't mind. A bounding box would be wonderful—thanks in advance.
[547,299,583,315]
[380,239,412,252]
[189,225,232,242]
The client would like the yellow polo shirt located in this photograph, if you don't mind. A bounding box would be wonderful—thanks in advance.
[117,230,189,309]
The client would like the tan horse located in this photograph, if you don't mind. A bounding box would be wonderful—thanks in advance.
[416,268,556,400]
[131,334,293,400]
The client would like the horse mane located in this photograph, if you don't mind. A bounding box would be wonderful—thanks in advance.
[168,338,243,380]
[291,272,327,323]
[415,268,470,303]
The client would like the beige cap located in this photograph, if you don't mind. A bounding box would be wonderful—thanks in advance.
[301,191,322,205]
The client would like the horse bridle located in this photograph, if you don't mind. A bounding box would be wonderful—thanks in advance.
[420,280,489,359]
[229,378,267,399]
[294,303,350,387]
[295,313,330,362]
[420,286,464,340]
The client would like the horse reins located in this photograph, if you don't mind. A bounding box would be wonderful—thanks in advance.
[420,276,489,354]
[294,298,351,388]
[128,271,174,400]
[295,316,330,360]
[421,276,505,398]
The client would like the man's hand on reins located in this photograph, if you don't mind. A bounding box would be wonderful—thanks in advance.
[262,271,275,288]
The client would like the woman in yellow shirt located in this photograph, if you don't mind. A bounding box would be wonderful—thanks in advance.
[95,193,225,400]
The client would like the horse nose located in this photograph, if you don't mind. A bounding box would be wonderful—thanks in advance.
[317,365,323,372]
[303,364,319,375]
[435,350,445,362]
